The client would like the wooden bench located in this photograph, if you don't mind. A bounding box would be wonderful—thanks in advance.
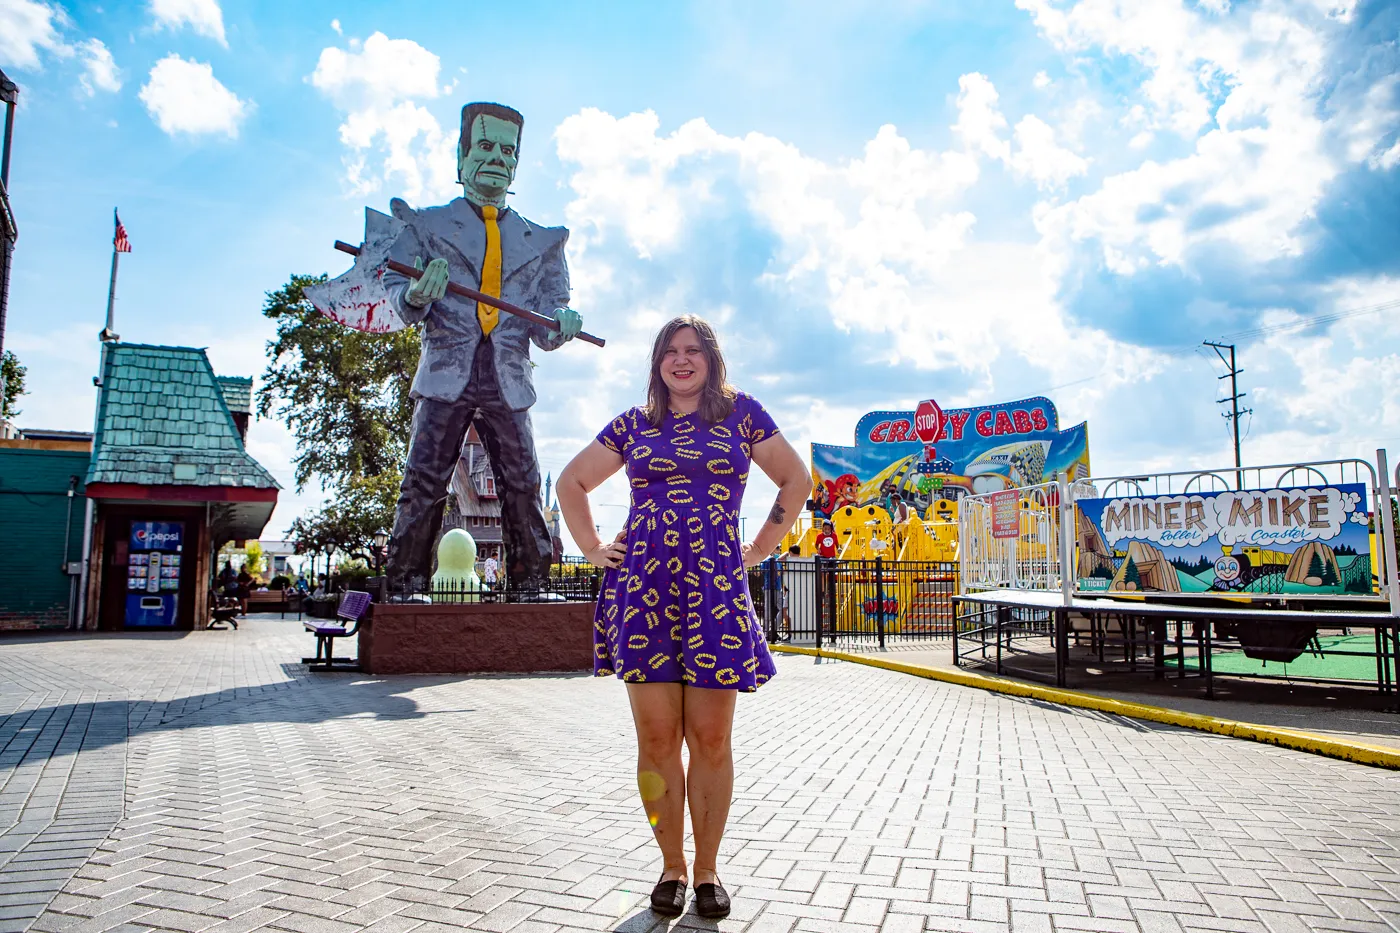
[302,591,372,672]
[245,589,286,612]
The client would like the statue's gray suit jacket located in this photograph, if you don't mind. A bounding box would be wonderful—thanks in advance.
[383,197,571,410]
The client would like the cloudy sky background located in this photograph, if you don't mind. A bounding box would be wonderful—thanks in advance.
[2,0,1398,551]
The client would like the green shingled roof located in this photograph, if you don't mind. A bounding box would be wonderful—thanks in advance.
[215,376,253,415]
[86,344,280,490]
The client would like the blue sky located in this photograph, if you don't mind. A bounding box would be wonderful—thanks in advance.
[2,0,1398,550]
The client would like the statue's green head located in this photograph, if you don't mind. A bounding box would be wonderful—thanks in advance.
[458,102,523,208]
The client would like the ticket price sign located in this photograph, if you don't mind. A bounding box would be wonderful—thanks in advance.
[990,490,1020,539]
[126,521,184,627]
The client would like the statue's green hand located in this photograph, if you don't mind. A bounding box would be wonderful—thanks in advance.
[555,307,582,340]
[406,256,450,308]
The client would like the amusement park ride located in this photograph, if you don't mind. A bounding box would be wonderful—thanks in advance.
[781,394,1399,668]
[793,394,1087,563]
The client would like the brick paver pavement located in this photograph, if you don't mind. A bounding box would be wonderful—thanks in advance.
[3,618,1400,933]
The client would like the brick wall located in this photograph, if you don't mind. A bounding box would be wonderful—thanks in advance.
[0,448,89,630]
[360,601,595,675]
[0,608,69,631]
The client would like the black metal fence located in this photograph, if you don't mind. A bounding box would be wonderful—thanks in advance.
[352,564,601,605]
[332,557,960,635]
[952,599,1058,681]
[749,557,959,649]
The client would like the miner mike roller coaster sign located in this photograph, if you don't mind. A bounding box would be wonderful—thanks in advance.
[1074,484,1376,597]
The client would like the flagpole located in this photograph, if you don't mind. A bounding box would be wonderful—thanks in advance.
[103,249,119,335]
[101,209,121,342]
[83,208,123,628]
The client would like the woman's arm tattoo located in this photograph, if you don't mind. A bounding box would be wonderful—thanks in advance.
[767,500,787,525]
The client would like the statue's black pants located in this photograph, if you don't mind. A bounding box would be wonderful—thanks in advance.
[387,340,551,588]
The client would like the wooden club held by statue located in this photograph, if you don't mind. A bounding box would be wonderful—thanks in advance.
[305,207,605,347]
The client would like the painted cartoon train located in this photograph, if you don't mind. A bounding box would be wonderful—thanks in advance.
[1221,546,1291,589]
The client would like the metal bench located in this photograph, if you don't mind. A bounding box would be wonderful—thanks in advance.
[302,590,371,672]
[208,589,240,630]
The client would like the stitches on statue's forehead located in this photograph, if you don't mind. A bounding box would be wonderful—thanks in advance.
[472,115,519,146]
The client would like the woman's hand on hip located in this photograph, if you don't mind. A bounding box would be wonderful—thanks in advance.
[741,542,763,569]
[586,539,626,569]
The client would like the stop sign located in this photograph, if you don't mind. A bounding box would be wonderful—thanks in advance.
[913,399,943,443]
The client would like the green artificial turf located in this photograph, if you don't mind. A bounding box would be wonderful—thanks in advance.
[1168,634,1389,682]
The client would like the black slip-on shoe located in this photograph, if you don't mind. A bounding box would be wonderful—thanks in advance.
[650,876,687,916]
[694,881,731,919]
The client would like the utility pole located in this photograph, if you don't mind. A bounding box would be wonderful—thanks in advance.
[1204,340,1251,489]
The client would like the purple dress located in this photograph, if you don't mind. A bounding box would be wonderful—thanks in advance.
[593,393,779,692]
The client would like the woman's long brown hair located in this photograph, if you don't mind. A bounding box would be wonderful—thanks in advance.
[643,315,737,426]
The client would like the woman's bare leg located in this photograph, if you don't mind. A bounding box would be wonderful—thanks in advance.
[682,686,737,885]
[626,683,688,882]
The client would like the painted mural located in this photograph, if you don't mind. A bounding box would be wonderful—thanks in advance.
[810,396,1090,519]
[1073,484,1375,597]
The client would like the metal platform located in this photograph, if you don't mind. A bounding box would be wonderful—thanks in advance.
[953,589,1400,702]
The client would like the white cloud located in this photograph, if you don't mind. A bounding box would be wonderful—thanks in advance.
[139,54,251,138]
[1373,140,1400,172]
[309,32,456,203]
[311,32,441,108]
[1009,115,1088,189]
[946,74,1087,191]
[555,103,1157,405]
[1016,0,1224,138]
[1237,280,1400,466]
[0,2,124,100]
[1337,74,1400,169]
[77,38,120,95]
[330,18,341,35]
[951,73,1010,162]
[0,0,70,70]
[1024,1,1388,274]
[1033,70,1052,88]
[543,101,1177,544]
[149,0,227,46]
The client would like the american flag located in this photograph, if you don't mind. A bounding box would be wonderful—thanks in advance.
[113,210,131,253]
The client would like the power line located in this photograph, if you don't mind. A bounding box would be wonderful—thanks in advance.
[1031,295,1398,397]
[1210,296,1400,344]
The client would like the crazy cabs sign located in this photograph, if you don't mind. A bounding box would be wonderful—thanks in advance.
[811,396,1090,520]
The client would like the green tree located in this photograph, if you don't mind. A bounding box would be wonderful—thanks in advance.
[256,274,421,491]
[1307,552,1325,581]
[1320,556,1339,587]
[2,350,26,420]
[289,473,400,559]
[243,541,266,578]
[1121,556,1141,589]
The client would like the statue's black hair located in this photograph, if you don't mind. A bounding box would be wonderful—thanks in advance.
[459,102,524,154]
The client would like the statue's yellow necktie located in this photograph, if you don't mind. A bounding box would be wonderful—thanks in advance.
[478,205,501,338]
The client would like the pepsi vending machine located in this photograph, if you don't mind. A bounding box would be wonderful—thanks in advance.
[126,521,184,628]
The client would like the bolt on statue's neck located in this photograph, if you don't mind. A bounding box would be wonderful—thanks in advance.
[461,175,508,210]
[459,113,520,211]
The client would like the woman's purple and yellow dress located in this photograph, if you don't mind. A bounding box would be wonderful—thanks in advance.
[593,393,779,692]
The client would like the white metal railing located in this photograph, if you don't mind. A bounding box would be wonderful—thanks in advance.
[957,453,1399,615]
[1086,457,1377,499]
[959,480,1072,598]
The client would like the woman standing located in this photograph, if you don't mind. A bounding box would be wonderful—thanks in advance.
[558,315,809,919]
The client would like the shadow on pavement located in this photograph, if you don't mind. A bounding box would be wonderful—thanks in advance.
[1,679,441,756]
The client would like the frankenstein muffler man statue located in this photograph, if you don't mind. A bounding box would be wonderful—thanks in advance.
[312,102,584,591]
